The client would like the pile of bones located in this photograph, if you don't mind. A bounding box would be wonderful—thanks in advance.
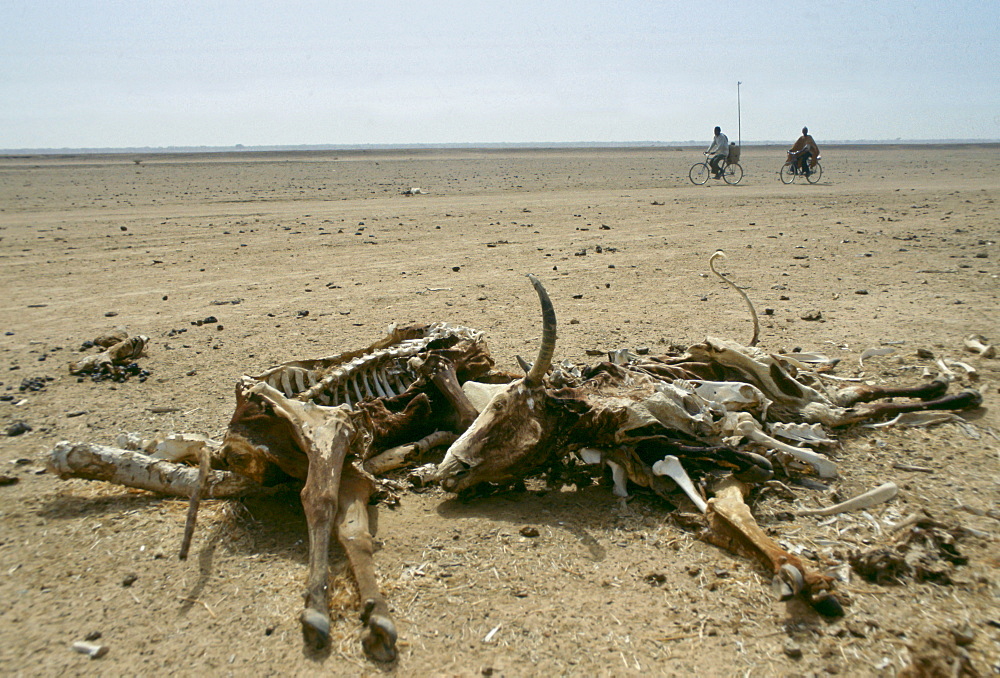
[48,269,984,663]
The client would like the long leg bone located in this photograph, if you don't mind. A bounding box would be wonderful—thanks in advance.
[336,466,397,662]
[233,382,358,651]
[704,475,842,617]
[797,482,898,517]
[47,441,265,498]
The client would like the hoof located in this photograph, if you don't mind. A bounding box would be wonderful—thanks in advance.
[301,608,331,650]
[810,592,845,618]
[362,614,398,663]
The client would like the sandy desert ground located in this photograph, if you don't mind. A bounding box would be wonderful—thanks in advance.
[0,145,998,676]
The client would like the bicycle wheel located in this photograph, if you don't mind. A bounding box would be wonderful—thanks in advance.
[723,163,743,185]
[689,162,710,185]
[806,162,822,184]
[779,163,795,184]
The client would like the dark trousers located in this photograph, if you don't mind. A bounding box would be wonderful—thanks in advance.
[709,155,726,177]
[797,152,812,174]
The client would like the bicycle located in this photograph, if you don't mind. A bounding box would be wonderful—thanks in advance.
[689,152,743,185]
[780,153,822,184]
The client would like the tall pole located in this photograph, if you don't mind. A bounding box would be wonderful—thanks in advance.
[737,81,742,147]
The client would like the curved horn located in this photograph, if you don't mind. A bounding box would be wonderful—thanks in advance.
[710,250,760,347]
[525,274,556,386]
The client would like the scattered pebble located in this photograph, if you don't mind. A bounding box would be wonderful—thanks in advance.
[6,422,31,436]
[519,526,539,538]
[121,573,138,587]
[783,640,803,659]
[800,310,823,321]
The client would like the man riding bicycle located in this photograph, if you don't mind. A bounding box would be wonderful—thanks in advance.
[787,127,820,176]
[705,126,729,179]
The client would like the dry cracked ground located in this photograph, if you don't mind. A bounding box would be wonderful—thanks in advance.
[0,145,998,676]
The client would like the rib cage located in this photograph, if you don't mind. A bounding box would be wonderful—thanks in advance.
[249,322,485,408]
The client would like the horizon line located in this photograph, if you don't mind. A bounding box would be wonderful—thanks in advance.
[3,138,998,155]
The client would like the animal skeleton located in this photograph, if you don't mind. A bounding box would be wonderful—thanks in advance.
[435,275,982,616]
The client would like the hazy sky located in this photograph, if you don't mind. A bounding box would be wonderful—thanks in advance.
[2,1,997,149]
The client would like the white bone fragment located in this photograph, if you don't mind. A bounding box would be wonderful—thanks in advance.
[651,455,708,513]
[149,434,220,462]
[768,422,836,446]
[606,460,629,498]
[777,352,841,369]
[577,447,602,464]
[483,624,501,643]
[680,380,771,416]
[863,411,962,429]
[115,432,145,451]
[816,373,864,382]
[797,482,898,517]
[71,641,109,659]
[364,431,458,475]
[964,334,996,358]
[944,359,977,379]
[935,358,958,382]
[858,346,895,367]
[462,381,511,413]
[732,413,838,478]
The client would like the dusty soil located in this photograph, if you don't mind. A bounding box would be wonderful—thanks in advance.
[0,145,998,677]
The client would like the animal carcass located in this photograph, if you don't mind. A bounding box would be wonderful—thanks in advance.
[435,275,982,615]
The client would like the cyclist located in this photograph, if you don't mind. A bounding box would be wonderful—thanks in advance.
[705,126,729,179]
[787,127,820,176]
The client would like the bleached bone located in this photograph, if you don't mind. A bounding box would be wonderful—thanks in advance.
[858,346,894,367]
[767,422,836,446]
[731,412,838,478]
[363,431,458,476]
[943,358,978,379]
[113,432,221,463]
[674,379,771,417]
[47,441,265,498]
[71,641,109,659]
[964,334,996,358]
[606,460,629,497]
[796,482,898,516]
[863,411,963,429]
[151,434,220,462]
[652,455,708,513]
[253,322,486,406]
[69,335,149,374]
[776,352,841,369]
